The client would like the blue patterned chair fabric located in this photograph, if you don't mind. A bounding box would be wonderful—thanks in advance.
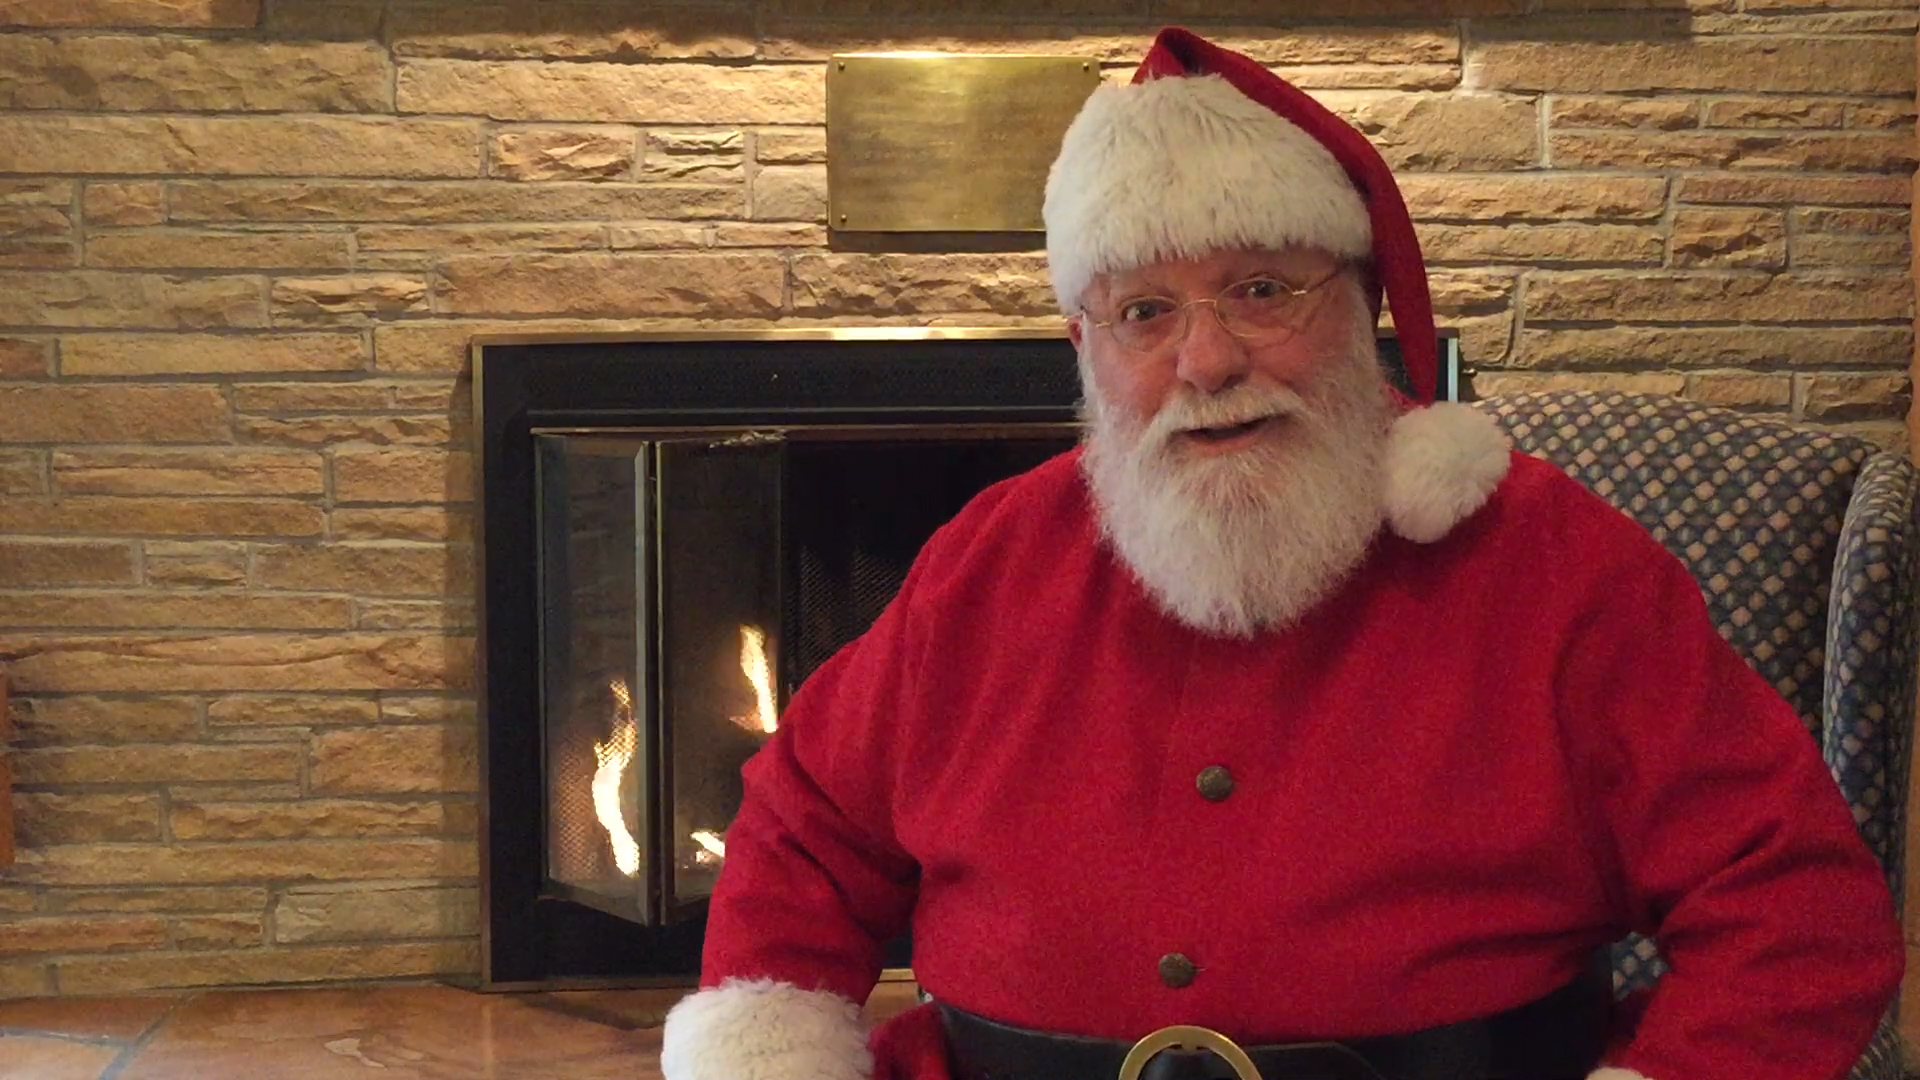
[1474,390,1918,1080]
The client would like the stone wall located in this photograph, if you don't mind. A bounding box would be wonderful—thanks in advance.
[0,0,1914,1013]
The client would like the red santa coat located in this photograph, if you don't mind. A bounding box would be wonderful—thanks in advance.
[690,447,1901,1080]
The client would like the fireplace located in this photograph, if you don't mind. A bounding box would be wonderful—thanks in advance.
[473,327,1460,988]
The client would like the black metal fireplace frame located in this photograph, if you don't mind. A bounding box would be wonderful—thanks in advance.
[472,328,1085,989]
[470,326,1459,989]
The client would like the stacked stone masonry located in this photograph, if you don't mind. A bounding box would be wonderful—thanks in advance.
[0,0,1914,1031]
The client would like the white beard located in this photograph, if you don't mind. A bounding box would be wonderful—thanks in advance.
[1078,316,1393,638]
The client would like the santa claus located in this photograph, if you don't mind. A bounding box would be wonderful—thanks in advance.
[659,26,1900,1080]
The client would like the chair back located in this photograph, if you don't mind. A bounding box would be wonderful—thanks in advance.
[1473,391,1914,1025]
[1477,390,1872,733]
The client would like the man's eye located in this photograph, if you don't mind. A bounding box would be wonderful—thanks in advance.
[1234,277,1288,302]
[1118,298,1174,324]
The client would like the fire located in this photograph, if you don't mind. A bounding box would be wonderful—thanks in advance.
[592,680,642,878]
[690,830,727,860]
[735,625,778,735]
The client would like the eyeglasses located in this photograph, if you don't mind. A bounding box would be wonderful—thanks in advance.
[1081,265,1347,354]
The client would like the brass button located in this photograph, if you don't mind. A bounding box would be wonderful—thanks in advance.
[1158,952,1197,989]
[1196,765,1235,802]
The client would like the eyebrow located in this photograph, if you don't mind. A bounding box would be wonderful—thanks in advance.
[1109,265,1297,297]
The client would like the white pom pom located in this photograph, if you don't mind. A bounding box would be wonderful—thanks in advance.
[1381,402,1512,543]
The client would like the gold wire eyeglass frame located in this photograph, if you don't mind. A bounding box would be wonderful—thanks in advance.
[1078,265,1348,353]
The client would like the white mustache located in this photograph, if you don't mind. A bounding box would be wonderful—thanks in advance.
[1142,384,1310,446]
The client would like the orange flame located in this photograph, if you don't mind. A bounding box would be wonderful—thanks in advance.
[736,625,778,735]
[592,680,641,878]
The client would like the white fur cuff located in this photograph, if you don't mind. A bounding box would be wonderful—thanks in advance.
[1382,402,1512,544]
[660,978,873,1080]
[1588,1070,1653,1080]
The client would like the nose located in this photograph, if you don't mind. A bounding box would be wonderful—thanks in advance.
[1172,303,1252,394]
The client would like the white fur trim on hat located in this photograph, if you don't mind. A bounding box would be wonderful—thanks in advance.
[660,977,872,1080]
[1587,1070,1654,1080]
[1044,73,1372,312]
[1382,402,1512,543]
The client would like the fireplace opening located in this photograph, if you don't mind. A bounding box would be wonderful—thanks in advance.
[475,328,1458,988]
[536,427,1072,931]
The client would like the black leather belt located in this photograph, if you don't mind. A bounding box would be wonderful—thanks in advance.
[937,964,1612,1080]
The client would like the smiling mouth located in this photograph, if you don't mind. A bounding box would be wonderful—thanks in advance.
[1181,415,1281,445]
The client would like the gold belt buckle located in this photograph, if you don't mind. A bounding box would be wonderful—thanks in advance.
[1118,1024,1262,1080]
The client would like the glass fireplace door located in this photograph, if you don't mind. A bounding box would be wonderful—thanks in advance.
[537,432,782,927]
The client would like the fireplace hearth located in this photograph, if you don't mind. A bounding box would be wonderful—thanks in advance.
[473,327,1457,988]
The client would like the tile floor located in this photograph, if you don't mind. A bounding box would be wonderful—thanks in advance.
[0,980,922,1079]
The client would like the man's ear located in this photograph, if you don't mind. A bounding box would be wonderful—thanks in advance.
[1067,313,1085,351]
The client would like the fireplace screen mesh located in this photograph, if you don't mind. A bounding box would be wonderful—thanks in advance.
[783,437,1071,684]
[658,441,783,911]
[539,439,639,907]
[537,433,781,924]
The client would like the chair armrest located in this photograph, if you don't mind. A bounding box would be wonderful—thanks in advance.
[1822,450,1920,906]
[1842,1006,1903,1080]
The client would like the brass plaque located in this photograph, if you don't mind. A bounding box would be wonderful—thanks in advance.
[827,54,1102,233]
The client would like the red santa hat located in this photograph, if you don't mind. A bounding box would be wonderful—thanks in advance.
[1044,27,1510,543]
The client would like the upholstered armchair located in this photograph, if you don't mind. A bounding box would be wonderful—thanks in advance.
[1474,390,1919,1080]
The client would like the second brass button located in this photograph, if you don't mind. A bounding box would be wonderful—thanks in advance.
[1196,765,1235,802]
[1158,952,1198,988]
